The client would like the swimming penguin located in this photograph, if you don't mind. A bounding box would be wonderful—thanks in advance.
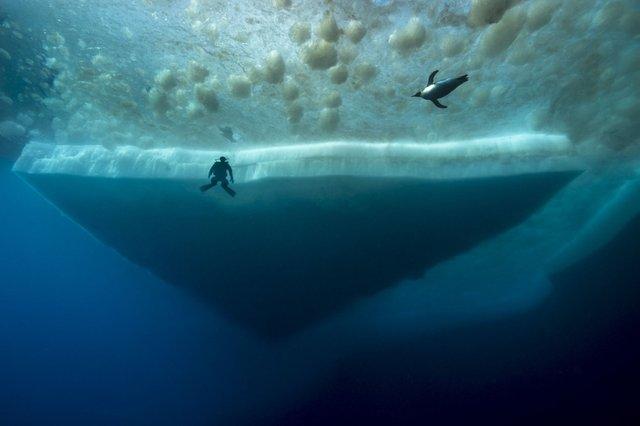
[412,70,469,109]
[218,126,236,143]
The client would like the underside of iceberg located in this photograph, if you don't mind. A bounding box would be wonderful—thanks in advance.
[2,0,639,334]
[15,136,582,337]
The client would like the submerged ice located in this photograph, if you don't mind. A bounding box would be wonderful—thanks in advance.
[18,169,579,337]
[15,133,579,180]
[1,0,638,155]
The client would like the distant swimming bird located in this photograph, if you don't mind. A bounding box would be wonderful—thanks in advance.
[412,70,468,109]
[218,126,236,143]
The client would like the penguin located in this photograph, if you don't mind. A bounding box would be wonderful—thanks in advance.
[218,126,236,143]
[412,70,469,109]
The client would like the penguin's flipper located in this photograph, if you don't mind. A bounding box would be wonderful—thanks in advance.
[432,99,447,109]
[428,70,439,85]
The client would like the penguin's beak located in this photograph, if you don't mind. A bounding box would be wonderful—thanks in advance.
[412,92,421,97]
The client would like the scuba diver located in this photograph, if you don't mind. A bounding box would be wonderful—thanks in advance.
[200,156,236,197]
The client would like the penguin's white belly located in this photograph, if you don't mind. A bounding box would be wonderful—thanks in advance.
[421,84,436,95]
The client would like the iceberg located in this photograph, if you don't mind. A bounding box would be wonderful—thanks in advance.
[15,133,579,179]
[4,0,639,339]
[15,133,584,337]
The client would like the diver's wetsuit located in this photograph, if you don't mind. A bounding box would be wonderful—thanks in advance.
[200,160,236,196]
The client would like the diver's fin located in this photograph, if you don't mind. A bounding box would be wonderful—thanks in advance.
[428,70,439,85]
[200,183,214,192]
[432,99,447,109]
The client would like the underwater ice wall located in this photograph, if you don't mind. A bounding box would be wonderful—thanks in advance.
[15,134,582,179]
[1,0,639,159]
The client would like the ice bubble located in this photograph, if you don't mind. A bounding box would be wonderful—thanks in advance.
[317,12,340,42]
[195,82,219,112]
[354,62,377,84]
[148,88,170,115]
[322,91,342,108]
[303,40,338,70]
[526,0,557,32]
[188,61,209,83]
[0,121,26,139]
[440,35,465,57]
[289,22,311,44]
[264,50,285,84]
[0,95,13,108]
[319,108,339,131]
[328,64,348,84]
[16,112,34,127]
[0,48,11,61]
[228,74,252,98]
[344,20,366,44]
[247,66,264,83]
[468,0,516,27]
[273,0,291,9]
[388,17,428,55]
[155,69,179,91]
[282,81,300,101]
[479,5,526,57]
